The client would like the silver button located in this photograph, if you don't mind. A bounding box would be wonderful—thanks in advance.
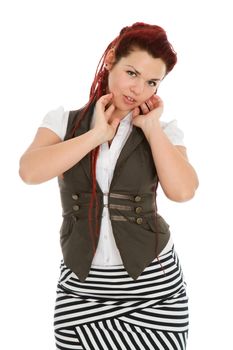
[135,206,142,214]
[136,217,143,225]
[134,195,141,202]
[73,205,80,211]
[72,194,79,200]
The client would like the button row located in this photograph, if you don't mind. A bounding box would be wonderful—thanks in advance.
[72,194,80,211]
[72,193,141,202]
[71,194,142,214]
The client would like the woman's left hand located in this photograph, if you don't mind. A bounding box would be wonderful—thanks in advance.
[131,95,163,131]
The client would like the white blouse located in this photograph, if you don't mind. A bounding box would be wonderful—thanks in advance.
[40,106,185,266]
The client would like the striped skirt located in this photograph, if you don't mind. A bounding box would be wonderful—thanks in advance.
[54,247,189,350]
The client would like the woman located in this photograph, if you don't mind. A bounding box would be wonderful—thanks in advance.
[19,22,198,350]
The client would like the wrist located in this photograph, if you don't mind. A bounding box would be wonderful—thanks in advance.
[88,129,105,147]
[142,119,161,143]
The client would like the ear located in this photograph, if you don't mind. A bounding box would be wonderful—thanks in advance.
[105,48,115,70]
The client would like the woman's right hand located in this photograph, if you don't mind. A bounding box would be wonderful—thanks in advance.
[93,93,120,143]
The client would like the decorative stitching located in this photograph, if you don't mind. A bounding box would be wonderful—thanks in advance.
[109,204,133,210]
[110,215,136,222]
[109,193,134,200]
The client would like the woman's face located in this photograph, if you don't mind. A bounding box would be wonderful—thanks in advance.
[107,49,166,118]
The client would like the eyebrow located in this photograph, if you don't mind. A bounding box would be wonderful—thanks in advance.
[125,65,161,81]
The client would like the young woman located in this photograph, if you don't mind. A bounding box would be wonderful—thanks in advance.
[19,22,198,350]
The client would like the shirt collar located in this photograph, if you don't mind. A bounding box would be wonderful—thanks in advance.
[120,112,132,124]
[91,108,132,128]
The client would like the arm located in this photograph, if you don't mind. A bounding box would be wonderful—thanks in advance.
[132,96,199,202]
[19,128,103,184]
[19,94,120,184]
[144,123,198,202]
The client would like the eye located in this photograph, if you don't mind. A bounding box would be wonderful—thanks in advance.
[148,80,157,87]
[127,70,137,77]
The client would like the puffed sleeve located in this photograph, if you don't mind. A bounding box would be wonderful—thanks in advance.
[39,106,69,141]
[160,119,185,146]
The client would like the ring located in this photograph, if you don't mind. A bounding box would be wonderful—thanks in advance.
[145,102,150,110]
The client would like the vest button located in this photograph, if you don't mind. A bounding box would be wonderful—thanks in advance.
[135,206,142,214]
[136,217,143,225]
[73,205,80,211]
[134,195,141,202]
[72,194,79,200]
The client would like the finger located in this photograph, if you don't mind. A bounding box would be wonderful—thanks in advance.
[95,94,113,121]
[97,93,113,110]
[140,102,150,114]
[145,99,153,110]
[132,107,140,118]
[105,103,115,119]
[149,95,163,109]
[102,93,113,104]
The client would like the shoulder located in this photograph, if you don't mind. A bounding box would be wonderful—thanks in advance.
[160,119,185,146]
[40,106,69,141]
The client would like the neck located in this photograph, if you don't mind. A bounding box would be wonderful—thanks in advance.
[109,109,131,123]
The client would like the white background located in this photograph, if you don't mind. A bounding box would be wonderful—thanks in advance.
[1,0,232,349]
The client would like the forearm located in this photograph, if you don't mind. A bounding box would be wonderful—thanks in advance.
[19,129,102,184]
[144,121,199,202]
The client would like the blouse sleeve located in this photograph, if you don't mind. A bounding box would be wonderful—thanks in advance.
[39,106,69,141]
[160,119,185,146]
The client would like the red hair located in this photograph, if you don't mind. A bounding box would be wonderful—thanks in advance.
[72,22,177,254]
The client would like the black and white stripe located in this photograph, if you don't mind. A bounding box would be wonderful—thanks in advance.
[54,247,189,349]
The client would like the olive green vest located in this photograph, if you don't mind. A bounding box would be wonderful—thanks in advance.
[58,103,170,282]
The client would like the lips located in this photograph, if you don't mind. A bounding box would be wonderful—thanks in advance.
[123,95,136,105]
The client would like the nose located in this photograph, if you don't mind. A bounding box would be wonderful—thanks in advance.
[130,79,144,96]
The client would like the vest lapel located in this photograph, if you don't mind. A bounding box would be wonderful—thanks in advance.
[73,105,94,188]
[110,126,144,187]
